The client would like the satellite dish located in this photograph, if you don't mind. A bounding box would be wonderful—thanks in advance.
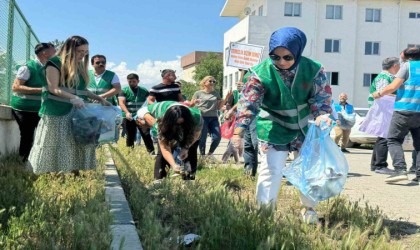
[244,7,251,16]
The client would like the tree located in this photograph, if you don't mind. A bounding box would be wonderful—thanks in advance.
[179,80,200,101]
[49,39,65,50]
[192,52,224,96]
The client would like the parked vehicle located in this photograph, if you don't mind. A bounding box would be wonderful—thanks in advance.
[330,107,414,150]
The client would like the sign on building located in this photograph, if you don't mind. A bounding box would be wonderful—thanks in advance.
[226,42,264,69]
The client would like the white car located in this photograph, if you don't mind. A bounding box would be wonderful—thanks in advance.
[330,107,414,150]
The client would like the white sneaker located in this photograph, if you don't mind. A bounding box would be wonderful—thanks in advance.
[301,209,318,224]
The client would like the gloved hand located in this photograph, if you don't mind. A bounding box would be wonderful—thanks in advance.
[126,112,133,121]
[231,135,244,153]
[315,114,333,129]
[171,164,183,177]
[178,148,189,161]
[70,97,85,109]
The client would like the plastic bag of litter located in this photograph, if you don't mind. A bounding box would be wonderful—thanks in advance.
[72,104,122,145]
[283,122,349,202]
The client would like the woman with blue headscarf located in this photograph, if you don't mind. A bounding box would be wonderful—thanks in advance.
[232,27,333,223]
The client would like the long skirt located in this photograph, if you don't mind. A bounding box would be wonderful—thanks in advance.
[27,109,96,174]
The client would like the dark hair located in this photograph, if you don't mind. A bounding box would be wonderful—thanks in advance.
[127,73,139,80]
[157,105,195,148]
[34,42,54,55]
[161,69,175,78]
[403,47,420,61]
[90,54,106,65]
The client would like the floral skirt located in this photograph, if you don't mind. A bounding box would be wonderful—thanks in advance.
[27,109,96,174]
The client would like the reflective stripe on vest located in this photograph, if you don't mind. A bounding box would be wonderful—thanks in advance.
[42,87,88,103]
[12,92,42,101]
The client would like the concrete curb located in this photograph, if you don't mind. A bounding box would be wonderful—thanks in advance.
[103,146,143,250]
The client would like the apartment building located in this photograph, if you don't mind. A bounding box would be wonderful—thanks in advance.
[220,0,420,106]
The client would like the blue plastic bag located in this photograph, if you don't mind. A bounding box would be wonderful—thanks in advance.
[337,112,356,130]
[283,122,349,203]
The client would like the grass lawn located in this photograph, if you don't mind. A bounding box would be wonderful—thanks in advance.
[0,148,112,249]
[111,140,420,249]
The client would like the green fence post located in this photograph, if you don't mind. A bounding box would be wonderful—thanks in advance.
[26,26,31,61]
[5,0,15,105]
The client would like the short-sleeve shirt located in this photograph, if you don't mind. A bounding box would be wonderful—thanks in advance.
[395,62,409,81]
[192,90,221,117]
[149,83,181,102]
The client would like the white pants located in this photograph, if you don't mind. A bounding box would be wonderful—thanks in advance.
[256,146,317,209]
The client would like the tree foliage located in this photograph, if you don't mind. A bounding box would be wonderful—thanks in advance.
[192,52,224,95]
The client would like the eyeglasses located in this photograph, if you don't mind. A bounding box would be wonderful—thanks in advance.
[95,61,106,65]
[209,80,217,83]
[269,54,295,62]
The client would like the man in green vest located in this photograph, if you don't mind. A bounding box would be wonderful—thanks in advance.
[88,54,121,105]
[118,73,155,153]
[11,42,56,161]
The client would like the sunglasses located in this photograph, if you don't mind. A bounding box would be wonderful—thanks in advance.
[95,61,106,65]
[269,54,295,61]
[209,80,217,83]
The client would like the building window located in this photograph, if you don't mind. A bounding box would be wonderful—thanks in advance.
[365,42,380,55]
[326,72,339,85]
[326,5,342,19]
[363,73,378,87]
[325,39,340,53]
[408,44,420,48]
[258,5,263,16]
[366,8,381,22]
[224,76,227,88]
[284,2,301,17]
[235,71,239,83]
[409,12,420,19]
[251,10,256,15]
[229,74,233,90]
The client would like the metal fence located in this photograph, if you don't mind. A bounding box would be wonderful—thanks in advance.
[0,0,39,105]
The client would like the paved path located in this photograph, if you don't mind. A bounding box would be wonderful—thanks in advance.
[211,139,419,226]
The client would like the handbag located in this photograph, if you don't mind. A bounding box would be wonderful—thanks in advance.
[221,115,236,139]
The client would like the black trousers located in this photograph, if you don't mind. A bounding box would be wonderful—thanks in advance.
[124,118,155,153]
[154,140,199,179]
[370,137,388,170]
[11,109,40,161]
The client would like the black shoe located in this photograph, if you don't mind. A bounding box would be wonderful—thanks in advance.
[375,167,395,175]
[385,171,408,183]
[409,166,417,173]
[341,148,350,153]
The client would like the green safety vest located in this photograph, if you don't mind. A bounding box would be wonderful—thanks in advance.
[147,101,202,137]
[87,70,118,105]
[38,56,88,116]
[368,71,395,107]
[251,57,321,144]
[121,85,149,118]
[10,60,44,112]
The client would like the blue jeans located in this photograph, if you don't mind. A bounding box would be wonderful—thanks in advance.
[387,111,420,172]
[199,116,221,155]
[243,119,258,176]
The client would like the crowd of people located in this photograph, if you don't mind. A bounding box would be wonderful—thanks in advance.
[10,27,420,224]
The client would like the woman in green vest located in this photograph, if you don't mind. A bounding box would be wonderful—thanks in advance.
[136,101,203,180]
[28,35,111,174]
[231,27,333,223]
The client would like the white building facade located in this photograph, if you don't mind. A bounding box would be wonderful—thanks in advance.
[220,0,420,107]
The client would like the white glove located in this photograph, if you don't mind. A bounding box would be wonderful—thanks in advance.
[126,112,133,121]
[70,97,85,109]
